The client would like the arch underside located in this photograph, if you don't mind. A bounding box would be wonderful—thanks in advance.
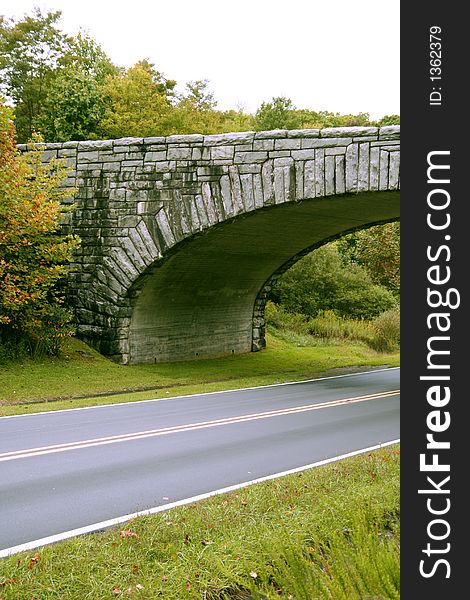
[126,190,399,364]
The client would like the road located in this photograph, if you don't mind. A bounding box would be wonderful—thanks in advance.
[0,368,399,556]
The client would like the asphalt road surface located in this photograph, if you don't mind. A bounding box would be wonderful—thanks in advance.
[0,367,399,555]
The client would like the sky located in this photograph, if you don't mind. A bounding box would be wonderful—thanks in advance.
[1,0,400,119]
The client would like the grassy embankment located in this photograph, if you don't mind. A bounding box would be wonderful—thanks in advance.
[0,445,400,600]
[0,332,399,417]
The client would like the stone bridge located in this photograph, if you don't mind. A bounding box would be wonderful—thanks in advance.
[31,125,400,364]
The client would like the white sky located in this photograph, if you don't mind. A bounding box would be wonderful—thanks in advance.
[1,0,400,119]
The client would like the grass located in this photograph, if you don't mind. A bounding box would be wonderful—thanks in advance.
[0,333,399,417]
[265,303,400,353]
[0,445,400,600]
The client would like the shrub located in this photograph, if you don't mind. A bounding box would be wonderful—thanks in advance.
[0,102,80,357]
[307,310,374,344]
[370,307,400,352]
[264,301,308,334]
[271,245,396,320]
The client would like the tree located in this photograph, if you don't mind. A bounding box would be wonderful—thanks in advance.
[254,97,374,131]
[0,102,80,356]
[59,31,118,83]
[270,244,396,320]
[38,32,118,142]
[99,60,176,138]
[375,115,400,126]
[254,96,299,131]
[0,9,70,142]
[338,223,400,295]
[37,31,118,142]
[38,66,109,141]
[180,79,216,112]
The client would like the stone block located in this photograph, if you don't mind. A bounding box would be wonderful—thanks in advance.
[301,137,355,149]
[274,138,301,150]
[58,148,77,158]
[345,143,359,192]
[113,137,144,146]
[370,147,380,191]
[220,175,233,217]
[228,166,244,213]
[210,146,235,160]
[357,143,370,192]
[379,125,400,140]
[287,129,320,138]
[167,147,192,160]
[320,126,378,138]
[102,162,122,172]
[234,151,268,164]
[78,140,113,151]
[389,151,400,189]
[144,151,167,162]
[335,156,346,194]
[379,150,390,190]
[167,133,203,144]
[295,161,304,200]
[204,131,255,146]
[192,147,203,160]
[253,139,274,151]
[325,155,335,196]
[240,174,255,211]
[234,143,254,152]
[273,157,294,167]
[314,149,325,197]
[237,164,262,174]
[201,181,219,224]
[142,136,166,144]
[291,149,316,160]
[254,129,287,139]
[253,173,264,208]
[77,150,100,163]
[325,147,347,155]
[122,160,144,167]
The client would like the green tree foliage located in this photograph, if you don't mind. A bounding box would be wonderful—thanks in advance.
[253,96,373,131]
[99,60,176,138]
[1,9,399,142]
[271,244,396,320]
[38,67,108,141]
[0,102,80,356]
[0,9,70,142]
[181,79,217,112]
[37,32,118,141]
[254,97,299,130]
[170,80,254,135]
[338,223,400,295]
[375,115,400,126]
[59,31,118,82]
[0,11,118,143]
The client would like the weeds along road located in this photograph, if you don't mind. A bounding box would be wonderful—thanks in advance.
[0,368,399,556]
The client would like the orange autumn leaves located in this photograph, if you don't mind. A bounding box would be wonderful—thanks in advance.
[0,102,80,352]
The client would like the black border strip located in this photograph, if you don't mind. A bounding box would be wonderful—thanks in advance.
[401,3,466,597]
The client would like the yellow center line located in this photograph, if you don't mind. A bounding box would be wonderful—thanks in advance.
[0,390,399,462]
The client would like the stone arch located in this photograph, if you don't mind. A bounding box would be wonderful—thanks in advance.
[125,190,399,364]
[28,126,400,363]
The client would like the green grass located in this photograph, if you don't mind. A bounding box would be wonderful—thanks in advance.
[265,303,400,354]
[0,446,400,600]
[0,333,399,417]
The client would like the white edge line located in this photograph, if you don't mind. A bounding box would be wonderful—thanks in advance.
[0,366,400,420]
[0,439,400,558]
